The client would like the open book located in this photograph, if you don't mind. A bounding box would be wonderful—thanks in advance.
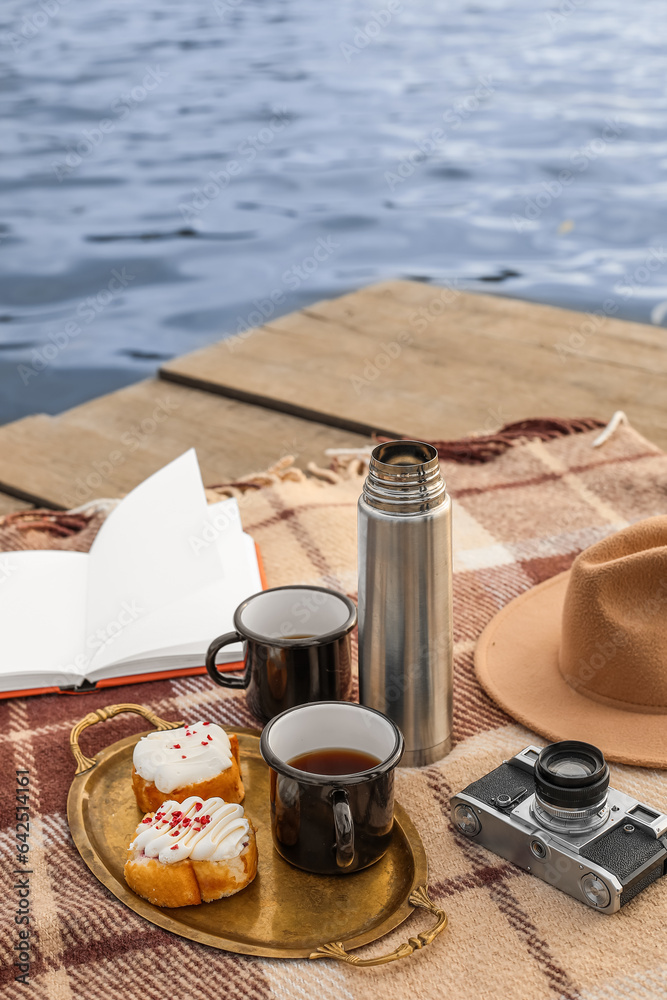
[0,450,262,697]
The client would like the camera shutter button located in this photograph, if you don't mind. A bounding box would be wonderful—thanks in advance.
[494,787,527,809]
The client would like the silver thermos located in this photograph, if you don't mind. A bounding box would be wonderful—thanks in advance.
[357,440,453,767]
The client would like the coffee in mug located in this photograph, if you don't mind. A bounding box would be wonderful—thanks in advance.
[288,748,381,775]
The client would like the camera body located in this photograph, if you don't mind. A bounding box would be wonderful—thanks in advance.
[450,745,667,912]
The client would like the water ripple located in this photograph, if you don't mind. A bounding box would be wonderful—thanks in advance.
[1,0,666,421]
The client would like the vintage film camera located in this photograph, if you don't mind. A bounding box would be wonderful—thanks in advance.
[450,741,667,912]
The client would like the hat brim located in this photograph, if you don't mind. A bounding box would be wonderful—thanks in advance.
[475,570,667,769]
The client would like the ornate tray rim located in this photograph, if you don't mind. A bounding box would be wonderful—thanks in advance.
[66,704,446,964]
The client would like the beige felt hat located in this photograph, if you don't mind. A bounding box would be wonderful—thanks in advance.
[475,516,667,769]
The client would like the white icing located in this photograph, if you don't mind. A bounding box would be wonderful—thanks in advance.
[130,796,250,864]
[133,721,233,793]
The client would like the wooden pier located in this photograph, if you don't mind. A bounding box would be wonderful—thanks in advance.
[0,280,665,510]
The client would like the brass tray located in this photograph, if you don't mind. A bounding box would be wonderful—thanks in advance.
[67,704,447,965]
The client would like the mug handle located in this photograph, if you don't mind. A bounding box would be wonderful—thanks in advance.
[332,789,354,868]
[205,632,248,690]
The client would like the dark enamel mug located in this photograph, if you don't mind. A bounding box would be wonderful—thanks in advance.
[205,586,356,723]
[260,701,404,874]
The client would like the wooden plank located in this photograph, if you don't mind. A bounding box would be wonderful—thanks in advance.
[0,380,371,510]
[160,281,667,449]
[310,280,667,358]
[0,493,31,516]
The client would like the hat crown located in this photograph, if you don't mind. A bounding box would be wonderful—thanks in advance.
[559,517,667,712]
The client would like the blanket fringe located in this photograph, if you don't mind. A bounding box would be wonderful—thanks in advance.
[205,455,308,499]
[0,417,608,540]
[407,417,606,465]
[0,509,94,538]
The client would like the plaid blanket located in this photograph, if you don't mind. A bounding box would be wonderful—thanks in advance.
[2,422,667,1000]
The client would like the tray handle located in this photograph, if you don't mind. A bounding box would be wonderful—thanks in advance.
[309,884,447,967]
[69,703,184,775]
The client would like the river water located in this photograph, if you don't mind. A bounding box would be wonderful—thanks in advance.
[1,0,666,422]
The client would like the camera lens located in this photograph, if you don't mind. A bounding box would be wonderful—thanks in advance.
[548,757,596,779]
[536,741,609,810]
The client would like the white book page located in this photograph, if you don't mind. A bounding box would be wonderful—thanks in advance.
[84,450,224,673]
[88,505,261,678]
[0,551,88,690]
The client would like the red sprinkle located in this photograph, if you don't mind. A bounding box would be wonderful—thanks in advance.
[141,817,152,824]
[182,755,186,759]
[170,845,178,851]
[194,802,202,812]
[203,721,211,725]
[182,817,191,826]
[170,830,180,837]
[172,744,181,749]
[200,815,211,826]
[201,741,208,746]
[207,735,213,741]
